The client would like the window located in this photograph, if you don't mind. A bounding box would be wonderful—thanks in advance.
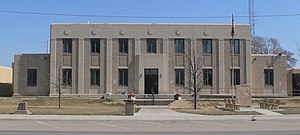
[230,39,240,54]
[90,38,100,53]
[175,69,185,86]
[119,69,128,86]
[146,39,156,53]
[203,39,212,54]
[119,38,128,53]
[27,69,37,86]
[203,69,213,86]
[230,69,240,85]
[175,39,184,53]
[264,69,274,86]
[62,69,72,86]
[90,69,100,86]
[63,38,72,53]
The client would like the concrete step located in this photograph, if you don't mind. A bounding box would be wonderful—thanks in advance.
[134,99,174,106]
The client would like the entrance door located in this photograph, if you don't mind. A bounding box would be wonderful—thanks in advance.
[144,69,158,94]
[292,74,300,96]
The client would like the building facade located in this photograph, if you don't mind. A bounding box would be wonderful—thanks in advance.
[13,23,288,97]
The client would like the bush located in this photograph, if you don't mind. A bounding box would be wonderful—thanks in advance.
[0,83,13,97]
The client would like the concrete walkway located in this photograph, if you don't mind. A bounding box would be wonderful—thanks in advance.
[239,107,283,115]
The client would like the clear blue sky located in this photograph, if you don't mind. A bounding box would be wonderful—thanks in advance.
[0,0,300,67]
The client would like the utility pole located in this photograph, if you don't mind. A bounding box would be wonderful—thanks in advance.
[248,0,255,37]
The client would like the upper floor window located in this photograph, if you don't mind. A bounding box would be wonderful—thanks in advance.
[264,69,274,86]
[203,39,212,54]
[230,39,240,54]
[90,38,100,53]
[230,69,240,85]
[119,38,128,53]
[63,38,72,53]
[203,69,213,86]
[175,69,185,86]
[62,69,72,86]
[27,69,37,86]
[90,69,100,86]
[175,39,184,54]
[146,39,157,53]
[119,69,128,86]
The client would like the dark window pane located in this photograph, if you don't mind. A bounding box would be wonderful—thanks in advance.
[119,38,128,53]
[230,69,240,85]
[63,69,72,86]
[203,69,213,86]
[264,69,274,86]
[175,39,184,54]
[230,39,240,54]
[90,69,100,86]
[175,69,184,86]
[119,69,128,86]
[146,39,156,53]
[63,39,72,53]
[27,69,37,86]
[203,39,212,54]
[90,38,100,53]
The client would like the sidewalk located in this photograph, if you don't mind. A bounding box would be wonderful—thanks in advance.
[0,106,298,121]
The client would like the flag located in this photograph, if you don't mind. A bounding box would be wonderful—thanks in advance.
[231,13,235,36]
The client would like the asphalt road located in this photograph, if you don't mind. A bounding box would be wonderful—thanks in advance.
[1,119,300,134]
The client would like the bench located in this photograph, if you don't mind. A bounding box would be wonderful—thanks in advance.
[259,98,280,110]
[224,99,240,111]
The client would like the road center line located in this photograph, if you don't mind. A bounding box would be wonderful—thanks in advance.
[88,121,130,130]
[34,121,60,129]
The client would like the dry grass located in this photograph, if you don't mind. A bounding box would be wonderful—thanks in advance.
[0,97,125,115]
[171,100,260,115]
[272,98,300,114]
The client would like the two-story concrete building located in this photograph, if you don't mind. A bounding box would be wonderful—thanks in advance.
[13,23,288,98]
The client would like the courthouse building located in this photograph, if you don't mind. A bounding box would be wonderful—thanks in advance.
[13,23,288,97]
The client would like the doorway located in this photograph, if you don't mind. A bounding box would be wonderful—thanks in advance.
[144,69,158,94]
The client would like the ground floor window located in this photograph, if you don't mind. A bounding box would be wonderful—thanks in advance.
[27,69,37,86]
[62,69,72,86]
[264,69,274,86]
[230,69,240,85]
[119,69,128,86]
[90,69,100,86]
[203,69,213,86]
[175,69,185,86]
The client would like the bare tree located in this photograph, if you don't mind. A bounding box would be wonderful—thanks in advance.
[252,36,297,67]
[49,60,70,109]
[184,44,203,109]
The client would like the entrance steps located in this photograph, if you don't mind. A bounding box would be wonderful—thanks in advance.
[134,99,174,106]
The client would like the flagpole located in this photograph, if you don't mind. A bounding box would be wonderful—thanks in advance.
[231,13,235,100]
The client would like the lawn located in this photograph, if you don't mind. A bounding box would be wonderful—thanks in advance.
[170,100,260,115]
[0,97,126,115]
[272,98,300,114]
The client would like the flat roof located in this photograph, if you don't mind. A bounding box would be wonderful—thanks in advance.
[51,23,250,26]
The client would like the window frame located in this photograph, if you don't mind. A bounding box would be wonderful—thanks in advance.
[27,69,37,86]
[119,38,128,54]
[90,69,100,86]
[90,38,100,53]
[230,69,240,85]
[118,69,128,86]
[230,39,240,54]
[63,38,72,53]
[202,39,212,54]
[203,69,213,86]
[264,69,274,86]
[62,69,72,86]
[175,69,185,86]
[146,38,157,53]
[175,39,185,54]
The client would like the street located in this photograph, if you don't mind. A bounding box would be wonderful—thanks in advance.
[1,119,300,135]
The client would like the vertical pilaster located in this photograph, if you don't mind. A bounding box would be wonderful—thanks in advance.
[134,38,141,94]
[106,38,113,93]
[77,39,84,94]
[50,39,56,95]
[218,39,225,93]
[245,39,251,84]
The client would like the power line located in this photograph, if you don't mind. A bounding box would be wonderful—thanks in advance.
[1,9,300,19]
